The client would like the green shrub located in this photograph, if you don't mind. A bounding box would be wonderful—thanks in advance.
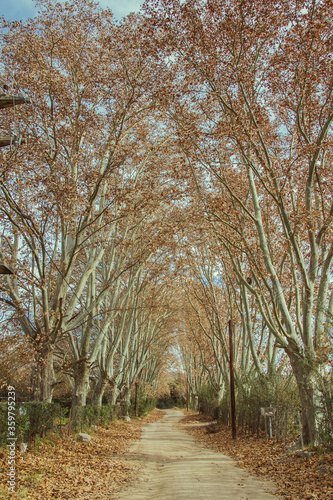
[197,373,303,442]
[131,388,157,417]
[218,373,301,440]
[71,404,119,431]
[0,402,66,445]
[198,383,219,418]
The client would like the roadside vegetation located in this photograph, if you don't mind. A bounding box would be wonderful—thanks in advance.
[0,408,164,500]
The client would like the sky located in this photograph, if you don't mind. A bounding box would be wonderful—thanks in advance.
[0,0,144,22]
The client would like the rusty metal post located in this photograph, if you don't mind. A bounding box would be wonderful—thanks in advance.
[228,319,237,440]
[186,382,189,411]
[134,381,138,417]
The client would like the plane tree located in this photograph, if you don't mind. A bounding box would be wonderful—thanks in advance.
[144,0,333,443]
[0,0,171,401]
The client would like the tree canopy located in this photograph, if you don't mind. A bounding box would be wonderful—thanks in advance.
[1,0,332,445]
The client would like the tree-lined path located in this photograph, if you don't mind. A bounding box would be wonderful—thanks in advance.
[1,4,333,499]
[119,410,278,500]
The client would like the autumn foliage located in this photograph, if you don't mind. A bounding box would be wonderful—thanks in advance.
[0,0,332,450]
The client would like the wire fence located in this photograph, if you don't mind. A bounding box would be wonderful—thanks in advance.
[197,381,333,445]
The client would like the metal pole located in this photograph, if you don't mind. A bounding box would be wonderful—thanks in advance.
[186,382,189,412]
[134,381,138,417]
[228,319,237,440]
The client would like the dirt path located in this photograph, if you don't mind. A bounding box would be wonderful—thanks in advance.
[118,409,279,500]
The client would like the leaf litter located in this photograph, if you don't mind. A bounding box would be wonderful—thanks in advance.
[0,409,164,500]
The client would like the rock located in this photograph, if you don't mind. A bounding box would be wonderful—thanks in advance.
[77,433,91,443]
[20,442,28,453]
[121,416,131,421]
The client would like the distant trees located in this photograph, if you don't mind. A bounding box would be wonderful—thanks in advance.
[176,231,287,415]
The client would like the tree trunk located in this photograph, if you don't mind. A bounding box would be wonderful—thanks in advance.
[192,393,199,411]
[92,377,108,407]
[215,385,225,421]
[124,386,131,405]
[31,346,55,403]
[122,386,131,419]
[109,379,119,406]
[290,355,320,445]
[320,380,333,439]
[134,381,139,416]
[72,360,90,408]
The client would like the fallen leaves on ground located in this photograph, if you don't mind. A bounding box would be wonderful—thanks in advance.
[180,412,333,500]
[0,409,164,500]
